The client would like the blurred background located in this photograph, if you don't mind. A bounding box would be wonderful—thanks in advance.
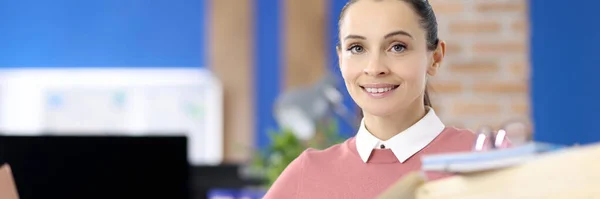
[0,0,599,199]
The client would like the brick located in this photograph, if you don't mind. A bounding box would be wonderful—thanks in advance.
[448,61,499,73]
[512,102,530,115]
[472,122,504,132]
[411,0,529,134]
[511,20,528,32]
[449,21,502,34]
[476,2,526,13]
[472,42,526,54]
[473,81,528,93]
[443,42,463,55]
[429,81,463,93]
[509,61,530,78]
[430,2,464,14]
[452,102,502,116]
[431,103,444,114]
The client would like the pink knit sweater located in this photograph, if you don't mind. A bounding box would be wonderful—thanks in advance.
[263,127,477,199]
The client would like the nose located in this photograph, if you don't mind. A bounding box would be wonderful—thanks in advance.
[363,55,390,76]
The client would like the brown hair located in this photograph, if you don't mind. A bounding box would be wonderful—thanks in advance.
[338,0,439,108]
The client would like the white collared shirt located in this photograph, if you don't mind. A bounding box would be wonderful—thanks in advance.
[355,108,445,163]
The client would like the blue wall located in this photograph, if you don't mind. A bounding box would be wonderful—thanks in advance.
[329,0,357,138]
[253,0,357,149]
[0,0,205,67]
[530,0,600,145]
[254,0,282,149]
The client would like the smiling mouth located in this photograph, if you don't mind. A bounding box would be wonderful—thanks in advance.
[360,85,400,94]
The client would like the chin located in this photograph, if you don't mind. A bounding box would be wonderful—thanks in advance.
[360,106,398,117]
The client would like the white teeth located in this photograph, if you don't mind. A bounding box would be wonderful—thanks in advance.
[365,87,394,93]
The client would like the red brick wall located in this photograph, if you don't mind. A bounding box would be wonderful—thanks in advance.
[428,0,530,131]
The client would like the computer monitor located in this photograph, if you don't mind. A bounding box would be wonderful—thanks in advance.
[0,135,189,199]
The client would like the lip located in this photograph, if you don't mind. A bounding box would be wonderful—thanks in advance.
[360,83,400,88]
[360,83,400,99]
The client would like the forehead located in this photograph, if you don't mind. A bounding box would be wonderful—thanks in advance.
[340,0,423,38]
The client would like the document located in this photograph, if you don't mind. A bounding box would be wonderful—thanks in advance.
[421,142,565,173]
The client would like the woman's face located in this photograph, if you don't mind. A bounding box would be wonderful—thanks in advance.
[337,0,442,117]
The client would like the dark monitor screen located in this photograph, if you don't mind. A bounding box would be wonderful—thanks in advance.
[0,135,189,199]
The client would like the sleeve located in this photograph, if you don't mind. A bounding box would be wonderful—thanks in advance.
[262,150,307,199]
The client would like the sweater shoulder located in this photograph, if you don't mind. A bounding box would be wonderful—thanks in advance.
[425,127,477,153]
[441,127,477,141]
[302,137,357,164]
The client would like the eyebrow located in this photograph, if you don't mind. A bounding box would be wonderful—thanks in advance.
[343,30,414,41]
[384,30,413,39]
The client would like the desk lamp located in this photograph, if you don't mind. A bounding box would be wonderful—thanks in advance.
[273,73,358,140]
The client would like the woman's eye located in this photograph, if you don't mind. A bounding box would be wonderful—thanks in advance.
[348,45,364,54]
[390,44,406,52]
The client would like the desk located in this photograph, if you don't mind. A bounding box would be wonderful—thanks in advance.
[415,143,600,199]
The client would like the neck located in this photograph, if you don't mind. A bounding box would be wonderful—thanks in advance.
[363,101,427,141]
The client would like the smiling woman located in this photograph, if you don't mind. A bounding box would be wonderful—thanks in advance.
[336,0,443,140]
[342,29,433,107]
[262,0,484,198]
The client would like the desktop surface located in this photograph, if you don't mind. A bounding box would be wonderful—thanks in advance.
[0,135,189,199]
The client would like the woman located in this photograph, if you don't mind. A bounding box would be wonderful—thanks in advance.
[264,0,480,198]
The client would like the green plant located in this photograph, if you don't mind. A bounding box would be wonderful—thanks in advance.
[250,119,346,188]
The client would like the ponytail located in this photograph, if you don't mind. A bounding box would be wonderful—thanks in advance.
[424,87,432,107]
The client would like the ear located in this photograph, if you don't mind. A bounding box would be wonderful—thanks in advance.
[427,40,446,76]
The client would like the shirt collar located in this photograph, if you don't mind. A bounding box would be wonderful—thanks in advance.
[355,108,445,163]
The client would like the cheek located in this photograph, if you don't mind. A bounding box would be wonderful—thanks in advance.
[339,59,363,82]
[340,60,365,100]
[395,68,425,82]
[389,59,428,85]
[393,65,424,79]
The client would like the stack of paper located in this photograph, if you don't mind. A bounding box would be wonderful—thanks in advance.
[421,143,565,173]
